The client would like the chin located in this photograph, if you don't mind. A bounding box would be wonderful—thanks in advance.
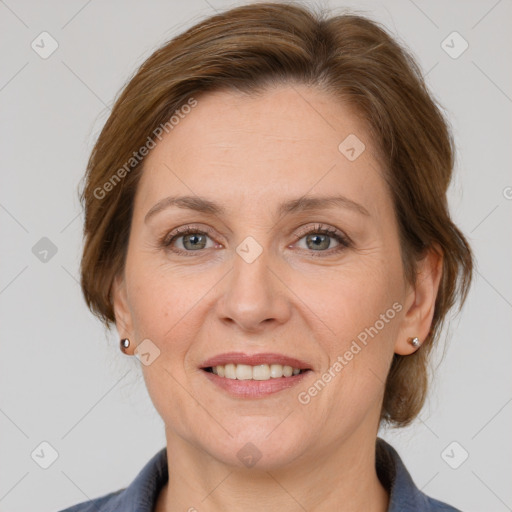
[202,420,311,470]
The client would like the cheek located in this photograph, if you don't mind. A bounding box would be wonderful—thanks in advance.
[126,264,207,434]
[295,255,402,350]
[127,257,199,341]
[298,251,402,414]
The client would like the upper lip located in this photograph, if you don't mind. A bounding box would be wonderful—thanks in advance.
[201,352,312,370]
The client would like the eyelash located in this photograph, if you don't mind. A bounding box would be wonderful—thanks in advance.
[160,223,351,257]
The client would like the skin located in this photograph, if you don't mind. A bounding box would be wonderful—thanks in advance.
[112,84,443,512]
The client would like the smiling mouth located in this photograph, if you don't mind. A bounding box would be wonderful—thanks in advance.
[202,363,310,381]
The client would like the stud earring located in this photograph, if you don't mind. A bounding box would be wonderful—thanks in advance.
[120,338,131,353]
[409,337,421,348]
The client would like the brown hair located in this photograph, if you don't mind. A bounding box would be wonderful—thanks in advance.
[79,1,473,426]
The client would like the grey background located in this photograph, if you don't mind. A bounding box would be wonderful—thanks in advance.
[0,0,511,511]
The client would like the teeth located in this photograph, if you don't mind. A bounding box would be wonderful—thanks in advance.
[270,364,283,378]
[253,364,270,381]
[208,363,303,380]
[225,363,236,379]
[236,364,253,380]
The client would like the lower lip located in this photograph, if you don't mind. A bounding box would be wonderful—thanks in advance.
[201,369,311,398]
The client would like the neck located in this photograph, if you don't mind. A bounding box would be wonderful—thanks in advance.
[157,428,389,512]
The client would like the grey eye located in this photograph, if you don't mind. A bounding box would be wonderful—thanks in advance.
[178,233,210,250]
[303,233,334,250]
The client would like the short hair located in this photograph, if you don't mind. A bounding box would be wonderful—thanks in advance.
[79,1,473,427]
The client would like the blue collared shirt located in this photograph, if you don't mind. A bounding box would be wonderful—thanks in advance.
[58,438,461,511]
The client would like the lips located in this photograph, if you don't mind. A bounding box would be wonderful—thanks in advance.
[199,352,313,398]
[201,352,312,370]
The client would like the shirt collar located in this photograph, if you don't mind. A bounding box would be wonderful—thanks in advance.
[376,438,461,511]
[96,437,457,512]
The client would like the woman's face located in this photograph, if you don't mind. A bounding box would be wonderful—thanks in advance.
[113,84,427,469]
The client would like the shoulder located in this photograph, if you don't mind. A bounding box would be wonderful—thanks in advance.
[57,489,124,512]
[376,438,463,512]
[424,495,462,511]
[56,447,168,512]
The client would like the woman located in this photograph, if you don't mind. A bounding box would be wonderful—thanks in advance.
[61,2,473,511]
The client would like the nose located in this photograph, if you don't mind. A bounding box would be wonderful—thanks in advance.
[215,247,292,333]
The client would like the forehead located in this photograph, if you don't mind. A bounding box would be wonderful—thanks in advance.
[136,84,387,218]
[153,84,374,154]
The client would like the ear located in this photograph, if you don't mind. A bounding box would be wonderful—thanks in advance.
[394,244,443,355]
[111,273,135,352]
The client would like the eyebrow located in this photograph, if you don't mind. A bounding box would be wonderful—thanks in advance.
[144,194,370,223]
